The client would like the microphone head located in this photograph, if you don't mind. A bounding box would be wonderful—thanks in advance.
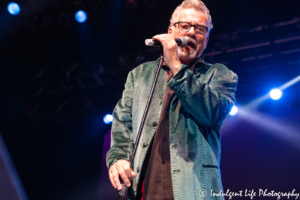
[145,39,155,46]
[176,37,188,48]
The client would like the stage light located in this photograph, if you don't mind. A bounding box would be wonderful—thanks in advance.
[75,10,87,23]
[103,114,113,124]
[269,89,282,100]
[7,2,20,15]
[229,106,238,116]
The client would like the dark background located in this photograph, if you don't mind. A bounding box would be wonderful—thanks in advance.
[0,0,300,199]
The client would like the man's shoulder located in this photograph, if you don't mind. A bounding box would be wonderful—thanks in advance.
[130,60,158,75]
[195,60,213,70]
[194,61,238,82]
[135,60,158,69]
[196,60,228,70]
[210,63,237,78]
[197,61,236,74]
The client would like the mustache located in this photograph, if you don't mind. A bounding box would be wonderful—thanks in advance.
[187,37,196,44]
[182,37,197,48]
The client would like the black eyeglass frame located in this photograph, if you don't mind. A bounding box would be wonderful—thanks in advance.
[173,21,209,35]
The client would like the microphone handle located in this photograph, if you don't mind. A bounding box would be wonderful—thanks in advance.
[145,37,187,48]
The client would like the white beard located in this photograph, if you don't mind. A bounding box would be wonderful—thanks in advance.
[178,47,198,63]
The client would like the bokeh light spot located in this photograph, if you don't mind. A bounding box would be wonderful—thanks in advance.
[7,2,20,15]
[75,10,87,23]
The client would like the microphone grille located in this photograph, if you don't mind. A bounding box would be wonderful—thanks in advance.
[178,37,188,48]
[145,39,155,46]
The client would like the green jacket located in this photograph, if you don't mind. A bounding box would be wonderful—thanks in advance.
[106,58,238,200]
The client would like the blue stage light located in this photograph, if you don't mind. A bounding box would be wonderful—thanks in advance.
[103,114,113,124]
[7,2,20,15]
[229,106,238,116]
[75,10,87,23]
[269,89,282,100]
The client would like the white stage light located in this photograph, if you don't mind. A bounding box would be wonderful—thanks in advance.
[269,89,282,100]
[229,106,238,116]
[103,114,113,124]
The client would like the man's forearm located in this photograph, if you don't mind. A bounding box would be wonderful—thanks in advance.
[167,63,238,126]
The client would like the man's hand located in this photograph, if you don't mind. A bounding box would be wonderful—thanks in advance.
[153,34,181,75]
[109,159,137,191]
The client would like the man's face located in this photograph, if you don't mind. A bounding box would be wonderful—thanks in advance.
[168,8,209,65]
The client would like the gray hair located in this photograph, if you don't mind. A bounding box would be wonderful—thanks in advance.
[170,0,213,33]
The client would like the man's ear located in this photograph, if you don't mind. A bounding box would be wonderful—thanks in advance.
[168,27,172,34]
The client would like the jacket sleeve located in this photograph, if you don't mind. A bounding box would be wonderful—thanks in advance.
[167,63,238,126]
[106,71,134,169]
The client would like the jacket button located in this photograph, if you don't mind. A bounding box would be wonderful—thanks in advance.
[137,166,140,173]
[152,121,157,126]
[143,141,148,147]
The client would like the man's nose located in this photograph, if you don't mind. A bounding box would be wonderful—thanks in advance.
[187,26,196,36]
[184,26,196,40]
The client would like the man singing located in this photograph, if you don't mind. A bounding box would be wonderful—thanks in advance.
[106,0,238,199]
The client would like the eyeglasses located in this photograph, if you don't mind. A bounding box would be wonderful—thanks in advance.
[174,21,208,36]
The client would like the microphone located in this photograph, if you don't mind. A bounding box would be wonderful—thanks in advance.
[145,37,188,48]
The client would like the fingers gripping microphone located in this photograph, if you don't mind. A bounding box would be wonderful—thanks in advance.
[145,37,188,48]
